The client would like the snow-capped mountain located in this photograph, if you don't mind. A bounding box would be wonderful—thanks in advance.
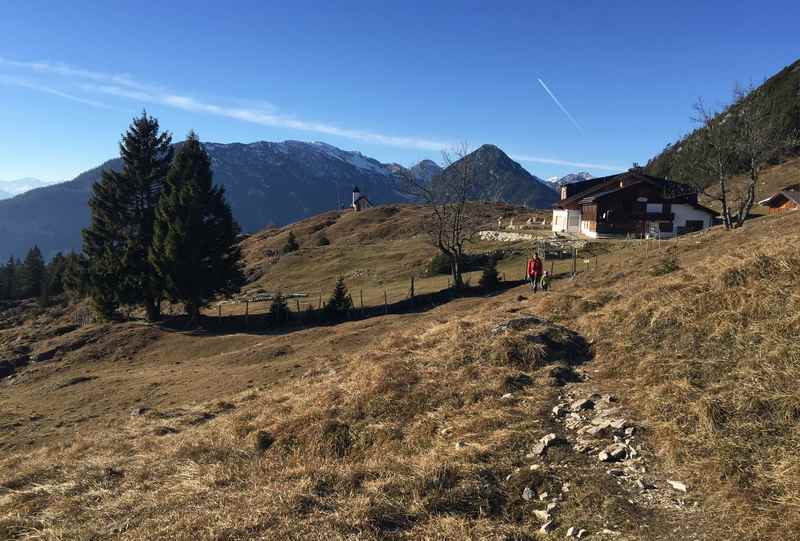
[0,140,551,259]
[0,141,419,258]
[547,172,594,187]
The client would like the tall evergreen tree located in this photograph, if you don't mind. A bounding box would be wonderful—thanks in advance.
[0,258,11,300]
[22,246,46,299]
[323,277,353,321]
[1,257,19,300]
[62,252,90,302]
[47,252,68,296]
[83,112,173,320]
[149,132,243,323]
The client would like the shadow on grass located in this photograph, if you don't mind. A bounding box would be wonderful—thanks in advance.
[156,279,529,337]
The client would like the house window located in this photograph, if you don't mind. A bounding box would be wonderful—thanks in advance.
[659,222,673,233]
[568,215,579,227]
[685,220,704,232]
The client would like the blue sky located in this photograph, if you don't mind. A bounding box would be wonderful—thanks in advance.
[0,0,798,183]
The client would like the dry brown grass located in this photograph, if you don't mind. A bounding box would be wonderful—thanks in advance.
[540,211,800,540]
[0,301,588,540]
[3,194,800,539]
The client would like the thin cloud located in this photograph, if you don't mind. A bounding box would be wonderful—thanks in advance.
[512,154,622,172]
[0,74,121,110]
[88,83,453,151]
[0,57,155,92]
[2,57,616,169]
[538,78,583,134]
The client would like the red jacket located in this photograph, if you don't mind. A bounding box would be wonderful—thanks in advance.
[528,257,543,277]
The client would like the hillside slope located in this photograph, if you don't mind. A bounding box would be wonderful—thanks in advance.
[646,57,800,181]
[0,141,411,259]
[436,145,559,208]
[1,201,798,539]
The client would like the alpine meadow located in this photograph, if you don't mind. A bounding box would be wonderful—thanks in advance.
[1,3,800,540]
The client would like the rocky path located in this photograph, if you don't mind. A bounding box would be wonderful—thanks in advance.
[515,366,715,540]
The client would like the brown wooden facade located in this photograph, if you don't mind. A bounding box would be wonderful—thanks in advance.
[554,170,716,238]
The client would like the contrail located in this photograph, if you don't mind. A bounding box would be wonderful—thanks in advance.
[538,78,583,134]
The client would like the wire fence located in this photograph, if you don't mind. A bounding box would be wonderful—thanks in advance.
[71,234,692,328]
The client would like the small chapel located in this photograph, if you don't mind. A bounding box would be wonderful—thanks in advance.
[351,186,371,212]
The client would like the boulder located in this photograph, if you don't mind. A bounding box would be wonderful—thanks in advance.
[540,520,555,534]
[598,443,627,462]
[570,398,594,412]
[531,433,560,455]
[533,509,551,522]
[667,480,688,492]
[552,403,568,417]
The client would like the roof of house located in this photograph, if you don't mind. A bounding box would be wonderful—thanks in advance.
[555,170,699,210]
[758,184,800,207]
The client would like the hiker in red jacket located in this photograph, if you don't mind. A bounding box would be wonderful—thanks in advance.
[527,253,543,292]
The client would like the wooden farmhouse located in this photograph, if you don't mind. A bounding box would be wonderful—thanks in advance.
[758,184,800,214]
[551,170,717,239]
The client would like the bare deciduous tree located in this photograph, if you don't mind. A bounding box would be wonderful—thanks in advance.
[680,84,791,230]
[398,143,482,289]
[729,83,786,227]
[679,98,737,229]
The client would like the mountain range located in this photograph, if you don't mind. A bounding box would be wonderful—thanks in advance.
[0,141,557,259]
[546,171,594,187]
[436,144,558,207]
[0,177,55,200]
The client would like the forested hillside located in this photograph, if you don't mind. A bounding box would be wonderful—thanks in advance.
[646,58,800,182]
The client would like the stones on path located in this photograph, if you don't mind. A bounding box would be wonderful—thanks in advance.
[533,509,551,522]
[522,486,535,501]
[539,519,555,534]
[566,527,588,538]
[598,442,628,463]
[570,398,594,412]
[667,480,689,493]
[530,432,561,456]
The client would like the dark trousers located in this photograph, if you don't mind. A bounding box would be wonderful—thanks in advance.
[529,274,541,292]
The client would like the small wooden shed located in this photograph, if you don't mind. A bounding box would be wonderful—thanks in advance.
[759,184,800,214]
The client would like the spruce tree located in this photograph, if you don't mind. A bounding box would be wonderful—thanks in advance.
[83,112,173,321]
[22,246,46,299]
[269,292,290,325]
[0,257,14,300]
[150,132,243,323]
[63,253,90,302]
[323,277,353,321]
[282,231,300,254]
[47,252,68,296]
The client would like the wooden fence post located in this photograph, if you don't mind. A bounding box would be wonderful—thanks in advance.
[571,247,577,277]
[296,299,300,313]
[384,290,388,315]
[360,289,364,310]
[245,300,249,328]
